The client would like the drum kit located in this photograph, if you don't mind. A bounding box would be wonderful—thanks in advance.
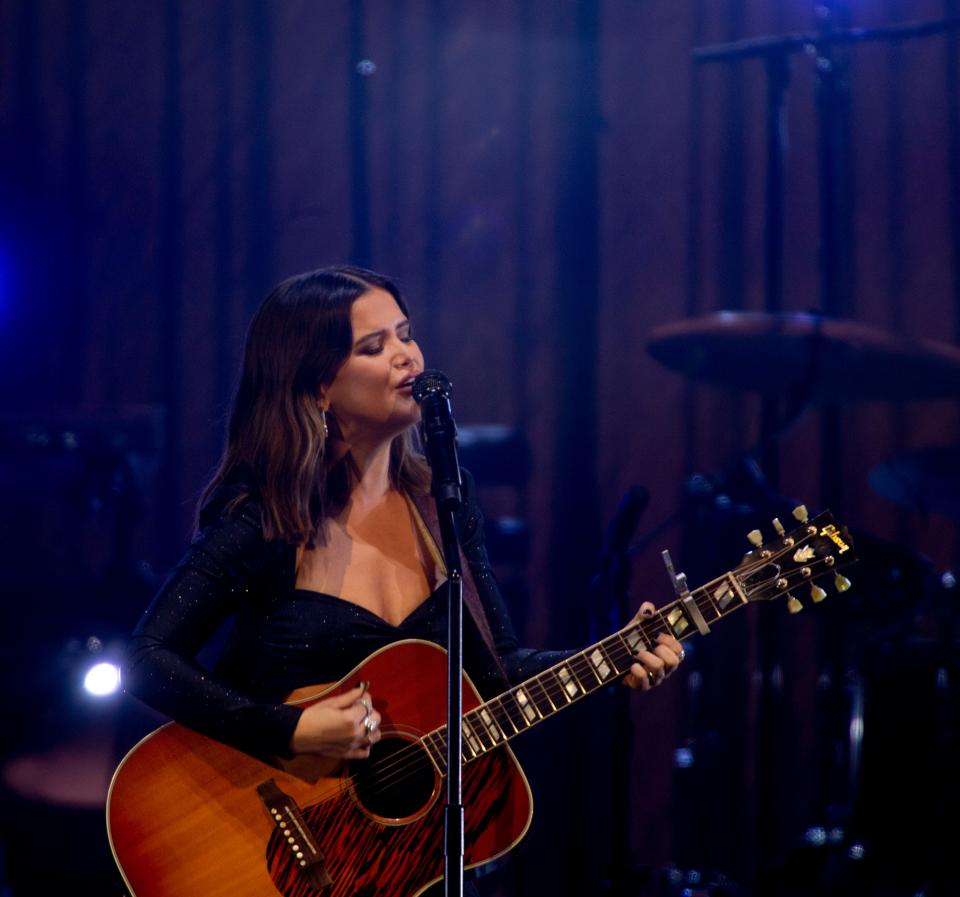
[646,311,960,894]
[647,309,960,514]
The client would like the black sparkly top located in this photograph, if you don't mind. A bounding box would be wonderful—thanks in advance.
[126,471,570,760]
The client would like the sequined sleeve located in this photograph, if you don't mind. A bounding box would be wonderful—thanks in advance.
[125,495,303,760]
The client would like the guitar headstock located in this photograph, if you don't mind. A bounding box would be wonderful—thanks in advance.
[734,506,856,613]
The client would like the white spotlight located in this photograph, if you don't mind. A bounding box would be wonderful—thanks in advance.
[83,662,121,697]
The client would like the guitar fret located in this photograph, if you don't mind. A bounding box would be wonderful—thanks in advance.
[724,572,751,611]
[513,687,542,723]
[569,657,593,690]
[473,711,497,750]
[478,707,505,743]
[534,675,561,711]
[505,692,534,731]
[622,625,648,655]
[462,717,485,756]
[423,733,447,772]
[662,604,689,638]
[588,646,615,682]
[701,586,725,622]
[713,581,733,610]
[578,654,603,689]
[491,698,522,736]
[601,636,631,675]
[556,665,583,700]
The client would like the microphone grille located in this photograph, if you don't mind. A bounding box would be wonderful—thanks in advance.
[411,370,453,403]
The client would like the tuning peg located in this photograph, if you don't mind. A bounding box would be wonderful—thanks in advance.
[747,529,763,547]
[786,593,803,614]
[834,573,851,593]
[810,583,827,603]
[792,505,809,523]
[772,518,785,536]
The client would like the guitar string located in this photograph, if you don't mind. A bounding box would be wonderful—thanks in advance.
[320,532,825,796]
[322,559,813,802]
[302,588,726,804]
[315,564,810,803]
[208,536,840,831]
[294,550,838,807]
[289,627,669,806]
[331,557,835,801]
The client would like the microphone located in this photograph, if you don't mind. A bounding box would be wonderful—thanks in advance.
[411,370,463,508]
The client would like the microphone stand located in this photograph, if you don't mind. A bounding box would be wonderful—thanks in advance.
[437,493,465,897]
[414,371,466,897]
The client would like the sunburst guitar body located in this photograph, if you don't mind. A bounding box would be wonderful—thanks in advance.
[107,640,532,897]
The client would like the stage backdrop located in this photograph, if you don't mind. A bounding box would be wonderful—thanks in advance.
[1,1,958,894]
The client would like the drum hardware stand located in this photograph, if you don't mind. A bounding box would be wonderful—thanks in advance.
[693,7,960,888]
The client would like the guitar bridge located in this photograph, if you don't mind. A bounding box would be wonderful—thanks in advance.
[257,779,333,889]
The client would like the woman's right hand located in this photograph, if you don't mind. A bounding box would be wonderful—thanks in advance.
[289,683,382,758]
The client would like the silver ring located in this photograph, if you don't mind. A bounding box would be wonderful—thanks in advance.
[647,670,657,684]
[678,648,686,663]
[355,697,373,714]
[364,716,378,734]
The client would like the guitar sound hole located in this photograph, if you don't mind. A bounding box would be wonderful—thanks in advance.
[349,735,437,821]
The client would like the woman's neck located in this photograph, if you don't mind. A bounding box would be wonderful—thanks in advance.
[342,437,394,508]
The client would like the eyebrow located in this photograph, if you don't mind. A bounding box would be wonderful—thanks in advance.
[353,319,410,347]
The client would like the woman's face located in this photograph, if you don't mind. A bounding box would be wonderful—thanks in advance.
[322,288,424,445]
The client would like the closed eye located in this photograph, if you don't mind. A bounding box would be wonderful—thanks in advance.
[355,321,414,354]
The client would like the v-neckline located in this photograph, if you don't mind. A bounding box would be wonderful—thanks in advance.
[290,583,446,629]
[292,491,448,628]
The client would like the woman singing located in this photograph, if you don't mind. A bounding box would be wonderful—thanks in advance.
[125,265,683,895]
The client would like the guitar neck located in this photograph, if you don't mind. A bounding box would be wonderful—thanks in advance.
[420,570,749,772]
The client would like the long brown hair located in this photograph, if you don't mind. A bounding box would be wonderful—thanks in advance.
[199,266,430,544]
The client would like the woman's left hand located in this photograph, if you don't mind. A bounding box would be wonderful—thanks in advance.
[622,601,685,691]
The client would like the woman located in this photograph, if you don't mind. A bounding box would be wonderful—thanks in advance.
[126,265,683,893]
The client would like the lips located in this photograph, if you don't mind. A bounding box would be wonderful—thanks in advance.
[396,371,421,389]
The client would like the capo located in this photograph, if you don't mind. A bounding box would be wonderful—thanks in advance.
[661,549,710,636]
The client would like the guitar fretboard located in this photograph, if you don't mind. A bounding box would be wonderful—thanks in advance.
[420,571,749,772]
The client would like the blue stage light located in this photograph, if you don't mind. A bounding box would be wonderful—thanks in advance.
[83,661,121,697]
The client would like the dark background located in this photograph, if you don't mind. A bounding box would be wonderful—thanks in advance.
[1,1,958,895]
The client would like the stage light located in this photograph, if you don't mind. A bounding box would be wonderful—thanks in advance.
[83,661,121,697]
[673,747,694,768]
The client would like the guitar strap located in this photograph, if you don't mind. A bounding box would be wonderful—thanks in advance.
[408,491,509,686]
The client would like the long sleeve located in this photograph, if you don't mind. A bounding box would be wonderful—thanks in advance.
[125,491,303,760]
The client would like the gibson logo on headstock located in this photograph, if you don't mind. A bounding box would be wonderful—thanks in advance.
[820,524,850,554]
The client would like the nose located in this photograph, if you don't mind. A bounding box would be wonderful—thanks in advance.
[391,337,418,368]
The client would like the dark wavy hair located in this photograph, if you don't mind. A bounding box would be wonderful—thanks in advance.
[199,265,430,545]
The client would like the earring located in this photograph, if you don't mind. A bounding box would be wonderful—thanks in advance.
[320,406,329,439]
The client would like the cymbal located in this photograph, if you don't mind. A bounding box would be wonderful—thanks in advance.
[869,446,960,520]
[647,312,960,402]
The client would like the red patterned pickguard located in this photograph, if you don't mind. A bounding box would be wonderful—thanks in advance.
[265,748,519,897]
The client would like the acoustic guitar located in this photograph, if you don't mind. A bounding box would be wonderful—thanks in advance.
[107,508,855,897]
